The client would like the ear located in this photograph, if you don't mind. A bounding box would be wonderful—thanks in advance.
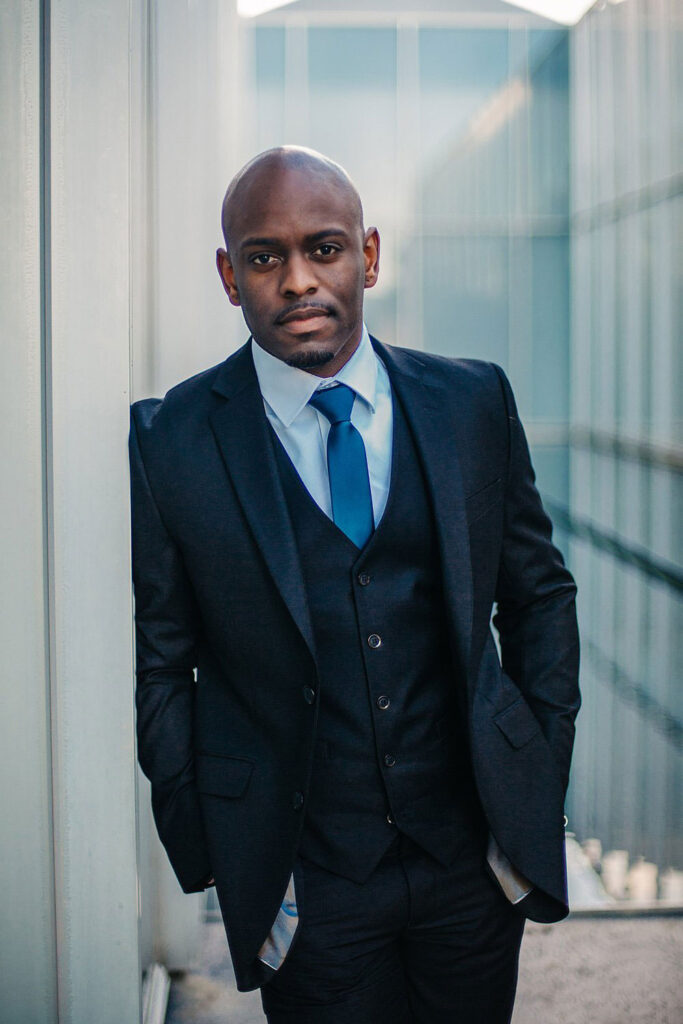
[216,248,242,306]
[363,227,380,290]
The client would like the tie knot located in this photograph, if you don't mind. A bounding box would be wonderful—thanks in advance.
[308,383,356,424]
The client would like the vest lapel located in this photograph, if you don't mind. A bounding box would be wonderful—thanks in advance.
[373,339,474,686]
[209,344,317,663]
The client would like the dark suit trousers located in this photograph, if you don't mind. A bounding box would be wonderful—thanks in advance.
[260,832,526,1024]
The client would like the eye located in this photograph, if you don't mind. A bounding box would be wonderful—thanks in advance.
[249,253,279,266]
[312,243,341,258]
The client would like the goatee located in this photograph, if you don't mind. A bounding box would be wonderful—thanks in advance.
[285,350,335,370]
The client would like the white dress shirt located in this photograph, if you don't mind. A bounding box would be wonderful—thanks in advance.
[251,323,393,526]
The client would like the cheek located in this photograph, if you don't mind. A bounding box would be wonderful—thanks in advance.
[238,283,274,320]
[327,267,365,308]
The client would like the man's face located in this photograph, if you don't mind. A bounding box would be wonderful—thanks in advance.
[216,163,379,376]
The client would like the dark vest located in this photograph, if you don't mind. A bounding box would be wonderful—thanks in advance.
[271,390,482,883]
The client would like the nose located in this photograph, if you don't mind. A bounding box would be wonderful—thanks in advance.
[280,251,317,297]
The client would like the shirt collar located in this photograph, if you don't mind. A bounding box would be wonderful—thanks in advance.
[251,323,378,428]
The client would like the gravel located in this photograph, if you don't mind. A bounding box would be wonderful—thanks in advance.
[166,917,683,1023]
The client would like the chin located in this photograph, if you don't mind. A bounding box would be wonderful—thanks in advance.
[285,349,335,370]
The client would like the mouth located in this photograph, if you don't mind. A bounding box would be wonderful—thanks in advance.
[276,305,334,334]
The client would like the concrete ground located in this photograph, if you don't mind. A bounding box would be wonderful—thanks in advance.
[166,917,683,1023]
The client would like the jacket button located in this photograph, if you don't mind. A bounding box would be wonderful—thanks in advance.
[386,813,395,825]
[358,572,371,586]
[376,695,390,710]
[302,686,315,705]
[367,633,382,649]
[293,792,304,810]
[383,754,396,767]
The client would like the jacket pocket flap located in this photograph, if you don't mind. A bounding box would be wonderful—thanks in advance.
[466,477,502,524]
[493,699,541,749]
[195,754,254,797]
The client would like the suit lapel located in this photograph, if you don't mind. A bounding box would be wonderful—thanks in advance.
[209,343,317,662]
[207,337,474,681]
[373,339,474,685]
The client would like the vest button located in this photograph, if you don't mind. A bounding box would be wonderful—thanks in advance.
[357,572,371,586]
[386,813,395,825]
[376,695,390,710]
[302,685,315,705]
[292,791,304,811]
[367,633,382,649]
[383,754,396,767]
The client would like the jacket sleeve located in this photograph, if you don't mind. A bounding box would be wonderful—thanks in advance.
[129,403,212,893]
[491,365,581,794]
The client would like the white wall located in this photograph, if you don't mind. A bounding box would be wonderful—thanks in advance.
[3,0,246,1010]
[2,0,144,1019]
[131,0,243,975]
[131,0,245,404]
[0,3,57,1018]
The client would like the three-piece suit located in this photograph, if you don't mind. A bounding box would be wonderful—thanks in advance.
[129,333,580,1012]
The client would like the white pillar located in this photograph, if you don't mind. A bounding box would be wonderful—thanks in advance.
[131,0,242,974]
[134,0,244,401]
[1,0,142,1020]
[0,2,58,1019]
[46,0,141,1018]
[2,1,245,1016]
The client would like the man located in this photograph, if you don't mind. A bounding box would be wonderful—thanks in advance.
[130,146,580,1023]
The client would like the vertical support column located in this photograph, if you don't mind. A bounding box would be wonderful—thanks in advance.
[567,15,594,834]
[145,0,243,397]
[284,17,310,144]
[506,23,532,412]
[0,2,58,1018]
[133,0,241,974]
[396,17,423,353]
[47,1,141,1019]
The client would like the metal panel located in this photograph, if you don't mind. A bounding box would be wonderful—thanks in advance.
[0,2,58,1020]
[46,1,141,1019]
[567,0,683,872]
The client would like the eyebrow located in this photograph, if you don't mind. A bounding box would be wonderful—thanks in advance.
[305,228,350,244]
[240,237,280,250]
[240,228,351,251]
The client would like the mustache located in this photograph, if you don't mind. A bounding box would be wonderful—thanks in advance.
[274,301,336,324]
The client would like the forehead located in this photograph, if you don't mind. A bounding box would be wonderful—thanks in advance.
[229,164,361,247]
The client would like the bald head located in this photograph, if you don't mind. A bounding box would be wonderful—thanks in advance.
[215,145,379,377]
[221,146,364,252]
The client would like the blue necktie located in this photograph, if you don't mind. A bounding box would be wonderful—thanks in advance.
[308,384,374,548]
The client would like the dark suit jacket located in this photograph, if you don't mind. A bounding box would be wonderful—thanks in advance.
[130,337,580,991]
